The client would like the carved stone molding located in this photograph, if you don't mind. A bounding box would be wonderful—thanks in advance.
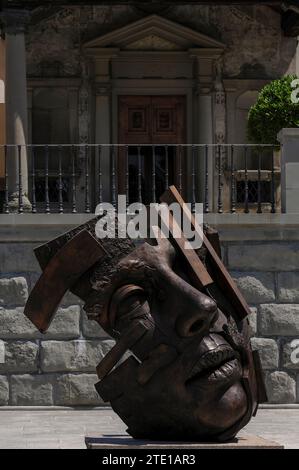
[78,60,92,174]
[213,60,227,169]
[95,82,112,96]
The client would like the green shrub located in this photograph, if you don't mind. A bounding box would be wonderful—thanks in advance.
[247,75,299,144]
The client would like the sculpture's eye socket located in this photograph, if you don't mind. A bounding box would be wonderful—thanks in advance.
[109,284,149,330]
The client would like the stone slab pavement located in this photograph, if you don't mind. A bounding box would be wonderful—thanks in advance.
[0,407,298,449]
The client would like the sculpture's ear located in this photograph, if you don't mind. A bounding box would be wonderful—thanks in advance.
[24,230,106,333]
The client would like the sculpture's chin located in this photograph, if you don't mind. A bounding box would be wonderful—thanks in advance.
[196,382,248,434]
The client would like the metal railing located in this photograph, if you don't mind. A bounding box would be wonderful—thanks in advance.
[0,144,281,214]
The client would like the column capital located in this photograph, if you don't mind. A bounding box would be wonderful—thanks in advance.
[95,82,112,96]
[1,9,31,34]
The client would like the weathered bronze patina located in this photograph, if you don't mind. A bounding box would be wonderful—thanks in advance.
[24,187,266,442]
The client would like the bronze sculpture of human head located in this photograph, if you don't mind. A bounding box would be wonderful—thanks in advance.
[24,189,266,442]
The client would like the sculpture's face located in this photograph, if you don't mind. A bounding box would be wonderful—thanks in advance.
[85,234,258,441]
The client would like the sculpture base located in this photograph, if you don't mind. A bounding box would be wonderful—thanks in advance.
[85,434,284,449]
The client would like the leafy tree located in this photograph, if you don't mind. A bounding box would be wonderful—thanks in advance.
[247,75,299,144]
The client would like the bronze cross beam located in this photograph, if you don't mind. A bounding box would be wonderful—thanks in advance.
[24,229,107,333]
[160,186,251,320]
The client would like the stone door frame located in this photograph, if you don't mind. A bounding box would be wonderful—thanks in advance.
[84,14,225,206]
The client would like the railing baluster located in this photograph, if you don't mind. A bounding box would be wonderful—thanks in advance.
[204,145,209,214]
[18,145,23,214]
[230,145,236,214]
[244,145,249,214]
[165,145,169,190]
[111,145,117,209]
[271,145,276,214]
[178,144,182,195]
[71,145,77,213]
[137,145,142,204]
[4,145,9,214]
[45,145,50,214]
[98,145,103,205]
[152,145,156,203]
[191,145,196,213]
[217,144,223,214]
[85,145,90,213]
[125,145,129,206]
[31,146,37,214]
[257,146,262,214]
[58,145,63,214]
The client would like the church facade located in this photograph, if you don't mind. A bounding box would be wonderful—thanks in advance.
[0,2,299,211]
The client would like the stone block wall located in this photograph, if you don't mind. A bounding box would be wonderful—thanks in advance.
[1,227,299,405]
[226,242,299,404]
[0,252,115,405]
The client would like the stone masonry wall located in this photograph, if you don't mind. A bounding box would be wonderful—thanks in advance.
[0,242,114,406]
[26,5,297,79]
[225,241,299,404]
[0,233,299,405]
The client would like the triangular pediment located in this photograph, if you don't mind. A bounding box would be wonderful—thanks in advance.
[125,35,180,51]
[84,14,225,52]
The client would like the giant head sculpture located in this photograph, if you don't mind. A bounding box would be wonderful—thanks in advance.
[24,188,266,442]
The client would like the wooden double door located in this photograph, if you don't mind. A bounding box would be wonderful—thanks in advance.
[118,95,186,203]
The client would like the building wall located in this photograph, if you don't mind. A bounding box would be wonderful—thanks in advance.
[0,218,298,406]
[24,5,297,150]
[26,5,296,80]
[0,38,5,189]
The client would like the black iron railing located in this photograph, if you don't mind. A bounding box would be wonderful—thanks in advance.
[0,144,281,214]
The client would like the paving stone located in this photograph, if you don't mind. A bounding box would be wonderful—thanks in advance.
[250,338,279,370]
[0,341,39,373]
[0,277,28,307]
[265,371,296,404]
[231,272,275,304]
[40,340,115,373]
[0,308,40,339]
[259,304,299,336]
[277,272,299,303]
[10,375,53,406]
[55,374,103,406]
[228,243,299,271]
[0,376,9,405]
[42,306,81,340]
[82,311,109,339]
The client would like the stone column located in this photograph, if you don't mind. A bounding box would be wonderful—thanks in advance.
[76,59,91,212]
[197,93,214,209]
[95,83,112,204]
[1,9,31,211]
[278,128,299,213]
[213,61,228,212]
[190,51,214,209]
[84,49,118,206]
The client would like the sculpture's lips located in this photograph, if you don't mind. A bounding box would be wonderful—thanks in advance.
[187,346,241,385]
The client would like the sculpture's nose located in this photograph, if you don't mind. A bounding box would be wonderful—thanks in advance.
[174,284,218,338]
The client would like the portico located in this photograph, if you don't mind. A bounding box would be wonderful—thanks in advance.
[83,15,225,204]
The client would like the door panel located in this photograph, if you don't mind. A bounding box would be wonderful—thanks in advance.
[118,95,186,202]
[151,96,185,145]
[119,96,151,144]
